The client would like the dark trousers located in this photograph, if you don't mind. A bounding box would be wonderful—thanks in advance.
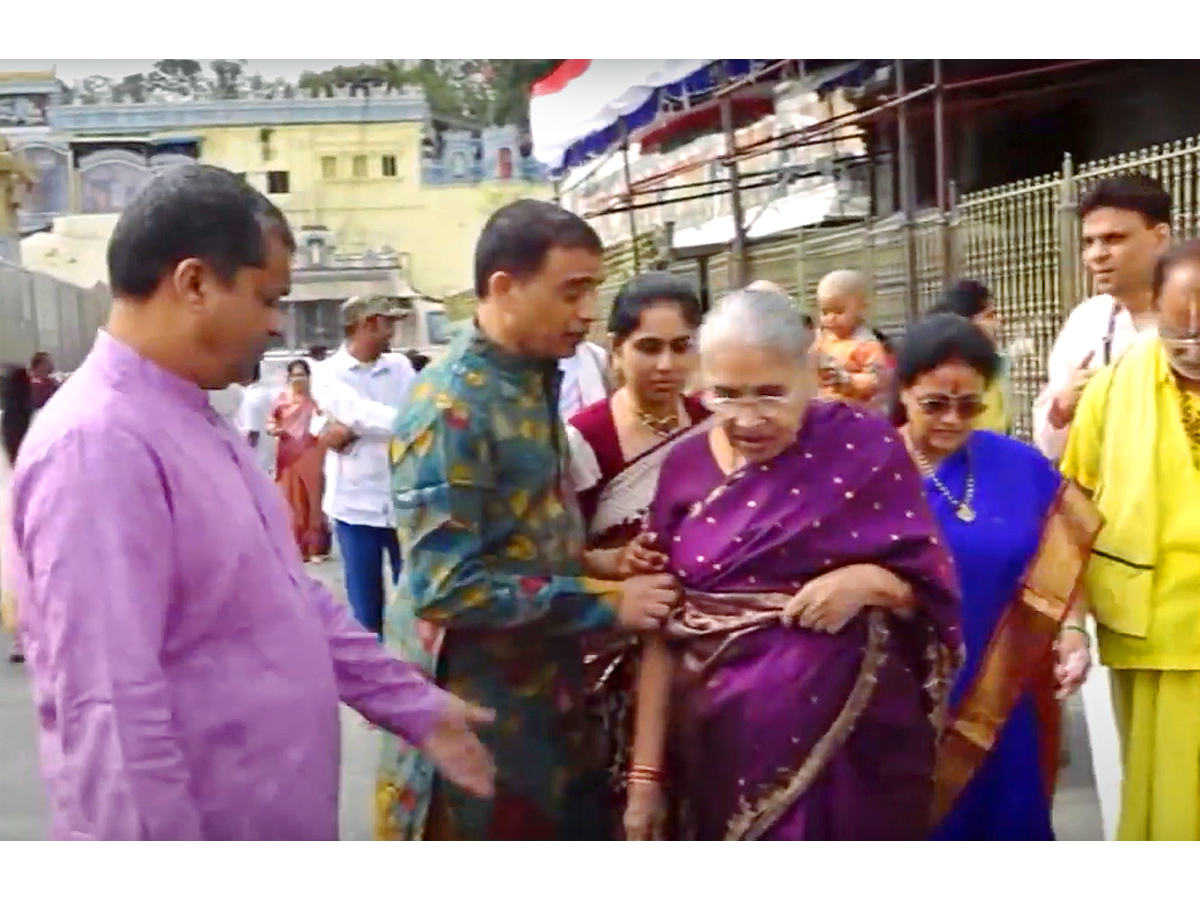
[333,520,401,636]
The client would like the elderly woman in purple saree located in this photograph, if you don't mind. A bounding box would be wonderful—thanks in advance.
[624,289,962,840]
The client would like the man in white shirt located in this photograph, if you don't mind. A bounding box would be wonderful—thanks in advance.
[238,362,277,475]
[207,382,246,430]
[1033,174,1171,460]
[558,339,612,419]
[312,296,416,635]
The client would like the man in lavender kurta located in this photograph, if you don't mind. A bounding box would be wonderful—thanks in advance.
[7,165,494,840]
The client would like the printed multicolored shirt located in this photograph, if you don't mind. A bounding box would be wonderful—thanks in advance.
[375,322,620,840]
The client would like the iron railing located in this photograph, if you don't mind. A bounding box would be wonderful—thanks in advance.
[638,140,1200,441]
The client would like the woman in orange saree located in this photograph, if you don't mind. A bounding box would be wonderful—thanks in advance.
[269,359,329,562]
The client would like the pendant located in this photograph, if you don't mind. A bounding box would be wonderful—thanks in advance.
[956,505,976,523]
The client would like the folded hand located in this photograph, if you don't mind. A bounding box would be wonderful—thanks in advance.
[781,566,869,633]
[618,531,669,577]
[319,420,357,452]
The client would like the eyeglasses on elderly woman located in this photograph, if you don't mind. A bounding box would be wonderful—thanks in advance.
[700,383,801,415]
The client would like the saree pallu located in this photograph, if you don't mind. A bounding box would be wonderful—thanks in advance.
[927,431,1102,839]
[648,401,963,840]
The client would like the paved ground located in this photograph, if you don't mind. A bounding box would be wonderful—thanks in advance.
[0,557,1104,840]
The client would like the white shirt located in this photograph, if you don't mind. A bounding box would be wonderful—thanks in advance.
[311,347,416,528]
[1032,294,1157,461]
[558,341,611,419]
[238,383,277,475]
[207,385,245,430]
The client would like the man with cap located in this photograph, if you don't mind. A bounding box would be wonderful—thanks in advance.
[311,295,417,636]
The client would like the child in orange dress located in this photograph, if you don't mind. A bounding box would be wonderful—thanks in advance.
[815,269,889,409]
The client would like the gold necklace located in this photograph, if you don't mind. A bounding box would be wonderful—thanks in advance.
[911,443,976,522]
[634,401,682,438]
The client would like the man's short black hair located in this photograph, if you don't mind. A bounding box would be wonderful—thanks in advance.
[29,351,51,371]
[107,164,296,301]
[931,279,992,320]
[473,199,603,299]
[1079,174,1172,228]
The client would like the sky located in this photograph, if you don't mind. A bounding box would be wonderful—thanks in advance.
[9,60,375,84]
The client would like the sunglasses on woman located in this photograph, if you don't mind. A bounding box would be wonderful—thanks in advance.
[914,393,985,420]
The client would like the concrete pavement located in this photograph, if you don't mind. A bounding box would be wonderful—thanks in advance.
[0,557,1104,840]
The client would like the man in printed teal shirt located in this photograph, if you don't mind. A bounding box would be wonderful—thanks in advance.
[377,200,678,840]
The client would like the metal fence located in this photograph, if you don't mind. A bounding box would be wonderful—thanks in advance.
[0,260,111,372]
[652,137,1200,442]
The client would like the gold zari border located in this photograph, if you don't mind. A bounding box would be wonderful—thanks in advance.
[930,480,1102,826]
[724,610,890,841]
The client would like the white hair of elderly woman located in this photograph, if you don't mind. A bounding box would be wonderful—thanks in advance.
[746,279,787,296]
[698,288,814,361]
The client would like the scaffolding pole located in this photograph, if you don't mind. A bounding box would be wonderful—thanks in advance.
[934,58,953,289]
[896,59,920,322]
[620,128,641,273]
[721,94,749,286]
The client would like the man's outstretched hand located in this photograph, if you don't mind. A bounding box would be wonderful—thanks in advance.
[419,695,497,798]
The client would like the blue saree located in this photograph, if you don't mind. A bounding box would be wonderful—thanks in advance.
[925,430,1093,840]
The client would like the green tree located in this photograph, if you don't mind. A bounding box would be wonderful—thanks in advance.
[114,73,147,103]
[210,59,247,99]
[65,59,563,125]
[77,74,114,104]
[469,59,562,128]
[296,59,561,127]
[147,59,204,97]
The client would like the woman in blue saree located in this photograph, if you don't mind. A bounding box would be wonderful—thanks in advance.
[894,314,1102,840]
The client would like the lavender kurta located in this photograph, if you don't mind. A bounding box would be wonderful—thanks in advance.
[8,332,448,840]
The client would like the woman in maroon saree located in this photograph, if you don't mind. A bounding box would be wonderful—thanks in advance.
[625,288,962,840]
[565,272,709,837]
[268,359,329,562]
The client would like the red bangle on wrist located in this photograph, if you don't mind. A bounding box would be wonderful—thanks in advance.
[627,765,664,786]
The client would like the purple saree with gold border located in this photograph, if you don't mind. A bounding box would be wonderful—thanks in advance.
[648,401,963,840]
